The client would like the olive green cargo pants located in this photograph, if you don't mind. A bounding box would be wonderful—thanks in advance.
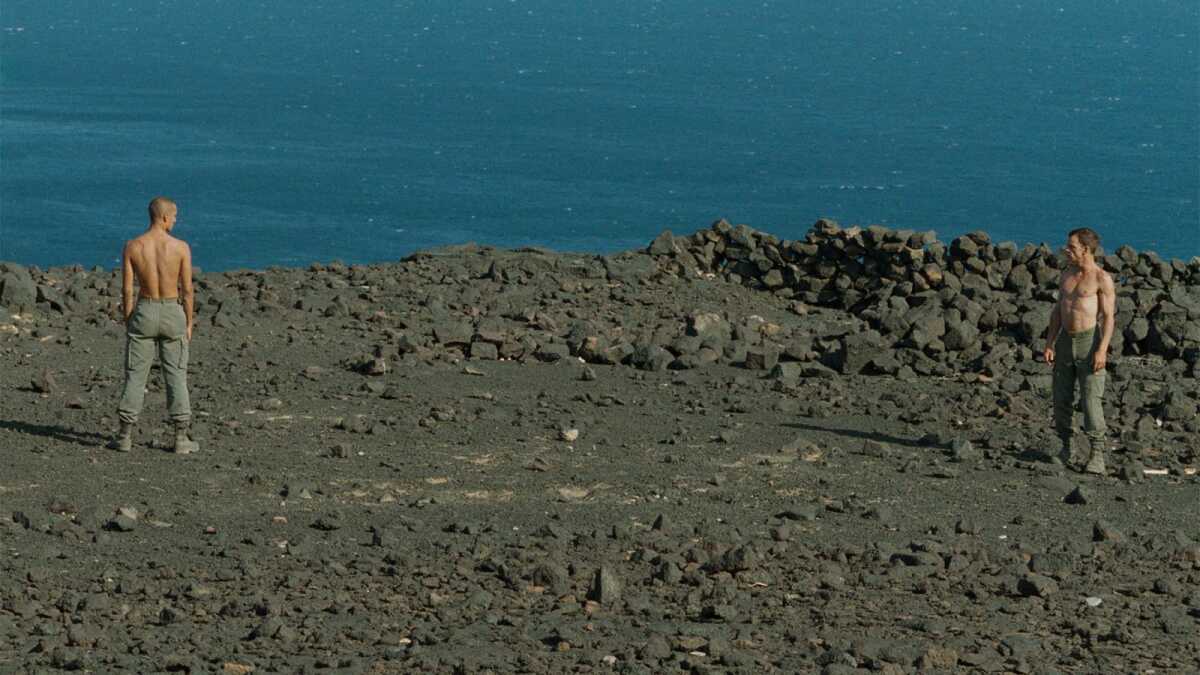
[1052,327,1106,449]
[117,299,191,425]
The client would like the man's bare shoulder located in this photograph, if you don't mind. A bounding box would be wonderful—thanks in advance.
[174,239,193,263]
[1096,267,1115,291]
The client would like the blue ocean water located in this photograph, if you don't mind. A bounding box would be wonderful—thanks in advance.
[2,1,1197,271]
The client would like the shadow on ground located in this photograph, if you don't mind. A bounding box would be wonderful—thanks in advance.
[782,420,931,449]
[0,419,106,448]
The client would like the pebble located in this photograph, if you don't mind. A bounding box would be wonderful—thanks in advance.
[1064,485,1089,505]
[32,369,56,394]
[589,566,622,605]
[106,514,137,532]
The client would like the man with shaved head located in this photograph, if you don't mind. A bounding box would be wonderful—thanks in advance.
[108,197,199,453]
[1043,227,1115,475]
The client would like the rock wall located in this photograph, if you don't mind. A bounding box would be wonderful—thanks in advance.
[646,219,1200,375]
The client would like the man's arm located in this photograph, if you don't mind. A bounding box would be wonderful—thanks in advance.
[180,242,195,341]
[1093,272,1116,372]
[1043,293,1061,365]
[121,241,135,322]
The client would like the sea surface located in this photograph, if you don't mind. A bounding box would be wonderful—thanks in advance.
[2,1,1197,271]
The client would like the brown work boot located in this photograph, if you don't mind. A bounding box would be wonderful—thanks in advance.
[106,422,133,452]
[1084,440,1107,476]
[173,421,199,454]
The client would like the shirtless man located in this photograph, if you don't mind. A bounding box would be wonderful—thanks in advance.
[107,197,199,453]
[1043,227,1115,474]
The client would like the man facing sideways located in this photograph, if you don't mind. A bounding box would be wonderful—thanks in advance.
[107,197,199,453]
[1043,227,1115,475]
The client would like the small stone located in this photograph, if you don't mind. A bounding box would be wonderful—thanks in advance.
[249,617,283,640]
[259,397,284,410]
[1093,520,1124,543]
[862,439,891,457]
[776,505,819,522]
[950,438,981,462]
[639,635,672,660]
[49,647,84,671]
[1119,460,1146,484]
[361,356,389,376]
[743,348,779,371]
[863,505,893,523]
[530,563,570,594]
[928,465,959,479]
[32,369,56,394]
[588,566,622,605]
[917,646,959,670]
[106,515,137,532]
[955,518,980,535]
[559,428,580,443]
[1064,485,1089,505]
[1152,577,1181,596]
[710,545,759,573]
[312,513,343,531]
[1017,573,1059,597]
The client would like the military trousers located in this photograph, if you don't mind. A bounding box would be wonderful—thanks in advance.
[117,299,191,425]
[1052,327,1106,448]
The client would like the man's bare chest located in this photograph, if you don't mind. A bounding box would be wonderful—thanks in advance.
[1062,273,1098,300]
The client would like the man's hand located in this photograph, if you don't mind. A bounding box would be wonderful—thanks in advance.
[1043,346,1055,365]
[1092,349,1106,372]
[186,322,194,342]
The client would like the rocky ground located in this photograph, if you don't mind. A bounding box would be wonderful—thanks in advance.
[1,221,1198,674]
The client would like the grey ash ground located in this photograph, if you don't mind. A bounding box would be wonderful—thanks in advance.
[1,221,1198,673]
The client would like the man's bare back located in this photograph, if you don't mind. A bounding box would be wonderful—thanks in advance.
[122,199,195,339]
[126,233,187,299]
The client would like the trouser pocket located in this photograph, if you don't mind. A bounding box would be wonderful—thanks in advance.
[161,304,187,340]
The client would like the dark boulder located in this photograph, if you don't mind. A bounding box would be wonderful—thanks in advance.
[744,347,780,371]
[647,230,679,257]
[602,253,656,284]
[630,344,673,371]
[828,330,888,374]
[0,265,37,312]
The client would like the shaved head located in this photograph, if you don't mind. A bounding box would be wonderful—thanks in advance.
[148,196,177,223]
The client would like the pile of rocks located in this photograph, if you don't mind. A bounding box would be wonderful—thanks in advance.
[0,261,112,319]
[3,221,1198,385]
[646,219,1200,376]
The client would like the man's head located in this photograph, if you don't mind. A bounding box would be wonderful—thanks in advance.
[1065,227,1100,266]
[148,197,178,229]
